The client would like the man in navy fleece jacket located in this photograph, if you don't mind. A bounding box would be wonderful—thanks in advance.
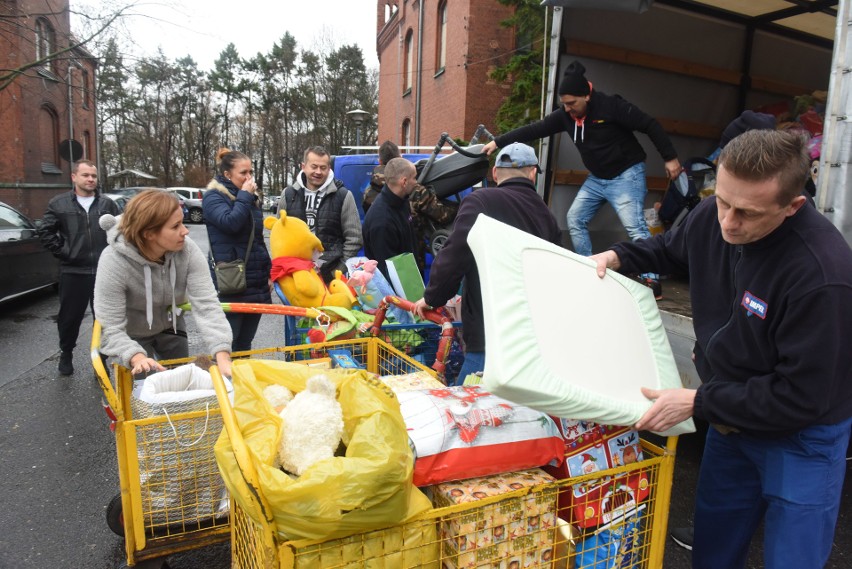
[592,129,852,569]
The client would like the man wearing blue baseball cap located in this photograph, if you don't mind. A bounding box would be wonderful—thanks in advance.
[413,143,561,383]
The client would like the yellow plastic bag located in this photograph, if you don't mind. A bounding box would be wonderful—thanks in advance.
[214,359,433,542]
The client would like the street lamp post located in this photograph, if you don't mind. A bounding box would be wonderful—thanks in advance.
[346,109,370,153]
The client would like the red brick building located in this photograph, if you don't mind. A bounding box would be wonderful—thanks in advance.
[0,0,97,217]
[376,0,515,147]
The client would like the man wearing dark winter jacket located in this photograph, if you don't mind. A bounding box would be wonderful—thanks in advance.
[413,143,561,384]
[362,158,418,281]
[37,160,119,376]
[591,130,852,569]
[277,146,362,283]
[364,140,458,270]
[483,60,680,299]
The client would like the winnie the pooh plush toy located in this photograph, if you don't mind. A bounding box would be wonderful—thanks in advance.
[265,213,355,308]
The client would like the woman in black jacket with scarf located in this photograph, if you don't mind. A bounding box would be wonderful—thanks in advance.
[203,148,272,352]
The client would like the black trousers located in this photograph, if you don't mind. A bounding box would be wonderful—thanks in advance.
[57,272,96,353]
[226,312,262,353]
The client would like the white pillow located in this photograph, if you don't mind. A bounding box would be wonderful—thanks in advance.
[468,214,694,436]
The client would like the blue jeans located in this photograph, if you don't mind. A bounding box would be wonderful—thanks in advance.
[455,351,485,386]
[693,419,852,569]
[567,162,657,280]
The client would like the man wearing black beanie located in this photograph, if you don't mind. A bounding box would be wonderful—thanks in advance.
[484,60,681,299]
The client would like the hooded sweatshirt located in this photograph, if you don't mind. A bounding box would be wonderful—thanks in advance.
[94,214,232,367]
[278,169,363,279]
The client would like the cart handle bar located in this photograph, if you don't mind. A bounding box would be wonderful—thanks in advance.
[90,320,121,419]
[177,302,327,321]
[368,296,455,383]
[209,364,278,531]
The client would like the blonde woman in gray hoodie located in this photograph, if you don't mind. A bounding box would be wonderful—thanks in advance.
[94,190,233,377]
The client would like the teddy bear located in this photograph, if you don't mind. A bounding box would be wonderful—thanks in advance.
[265,212,355,309]
[263,376,345,476]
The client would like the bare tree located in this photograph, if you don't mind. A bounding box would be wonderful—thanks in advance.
[0,0,133,92]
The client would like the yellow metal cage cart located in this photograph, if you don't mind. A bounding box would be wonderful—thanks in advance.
[210,337,679,569]
[91,303,330,568]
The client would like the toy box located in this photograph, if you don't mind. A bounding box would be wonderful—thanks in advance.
[544,420,649,529]
[328,349,364,369]
[432,468,558,569]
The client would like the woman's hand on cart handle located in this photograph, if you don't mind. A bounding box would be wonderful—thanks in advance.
[215,351,233,379]
[482,141,498,155]
[130,353,166,376]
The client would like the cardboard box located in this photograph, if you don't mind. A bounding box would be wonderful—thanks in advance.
[433,469,557,568]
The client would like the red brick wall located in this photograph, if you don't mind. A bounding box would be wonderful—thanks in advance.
[0,0,97,217]
[377,0,514,149]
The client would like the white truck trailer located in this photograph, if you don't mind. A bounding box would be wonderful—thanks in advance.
[538,0,850,388]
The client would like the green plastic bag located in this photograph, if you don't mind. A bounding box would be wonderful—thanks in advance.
[214,359,433,542]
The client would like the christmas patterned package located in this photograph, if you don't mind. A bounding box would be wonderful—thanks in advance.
[544,420,650,529]
[433,468,558,569]
[398,385,565,486]
[380,371,445,393]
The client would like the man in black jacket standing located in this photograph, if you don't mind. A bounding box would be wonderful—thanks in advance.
[38,160,119,376]
[591,130,852,569]
[483,60,680,299]
[362,157,418,281]
[413,143,561,384]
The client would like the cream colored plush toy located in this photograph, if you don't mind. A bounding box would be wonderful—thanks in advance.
[264,376,344,476]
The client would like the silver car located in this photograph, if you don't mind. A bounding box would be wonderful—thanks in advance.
[167,187,204,223]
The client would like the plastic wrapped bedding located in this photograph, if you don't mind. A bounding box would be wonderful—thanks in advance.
[467,215,694,437]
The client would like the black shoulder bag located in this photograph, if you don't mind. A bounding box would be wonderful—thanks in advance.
[210,216,254,295]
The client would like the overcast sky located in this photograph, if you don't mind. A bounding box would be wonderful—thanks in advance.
[80,0,381,71]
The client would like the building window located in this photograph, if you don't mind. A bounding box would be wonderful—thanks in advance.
[403,29,414,94]
[384,1,398,23]
[436,1,447,74]
[83,131,92,159]
[402,119,411,149]
[81,69,91,109]
[35,18,56,71]
[39,105,61,174]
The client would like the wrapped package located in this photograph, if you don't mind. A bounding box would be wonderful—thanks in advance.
[432,468,558,569]
[398,385,565,486]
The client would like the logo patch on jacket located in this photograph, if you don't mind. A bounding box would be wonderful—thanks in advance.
[741,291,767,319]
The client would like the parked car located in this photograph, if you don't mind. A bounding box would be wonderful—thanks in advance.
[0,201,59,304]
[109,186,160,198]
[102,190,188,219]
[166,187,204,223]
[101,192,131,212]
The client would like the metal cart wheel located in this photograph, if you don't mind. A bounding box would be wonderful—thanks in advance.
[106,492,125,537]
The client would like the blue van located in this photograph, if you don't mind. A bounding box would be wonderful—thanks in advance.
[330,153,431,220]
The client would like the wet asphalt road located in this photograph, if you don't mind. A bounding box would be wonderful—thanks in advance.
[0,224,849,568]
